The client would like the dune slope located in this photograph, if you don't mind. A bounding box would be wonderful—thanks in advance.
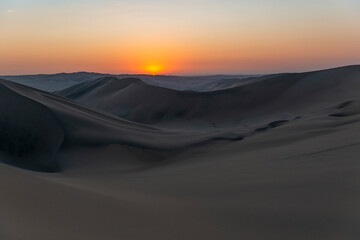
[0,78,249,171]
[0,83,65,171]
[57,66,360,128]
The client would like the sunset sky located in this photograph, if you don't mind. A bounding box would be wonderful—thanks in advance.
[1,0,360,75]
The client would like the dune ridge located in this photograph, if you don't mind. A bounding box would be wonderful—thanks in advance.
[1,72,253,91]
[1,65,359,171]
[57,65,360,127]
[0,78,249,171]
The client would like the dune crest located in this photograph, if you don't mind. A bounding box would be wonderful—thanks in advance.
[0,78,247,171]
[57,65,360,128]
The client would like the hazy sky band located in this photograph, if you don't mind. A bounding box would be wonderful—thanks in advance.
[1,0,360,74]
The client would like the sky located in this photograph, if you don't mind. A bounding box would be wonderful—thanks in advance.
[1,0,360,75]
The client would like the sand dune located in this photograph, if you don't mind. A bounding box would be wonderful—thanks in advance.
[0,82,64,171]
[0,78,248,171]
[57,65,360,128]
[1,72,253,91]
[0,65,360,239]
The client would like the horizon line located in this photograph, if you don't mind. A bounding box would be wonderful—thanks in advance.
[1,64,359,77]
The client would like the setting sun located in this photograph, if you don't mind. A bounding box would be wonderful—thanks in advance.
[144,64,163,75]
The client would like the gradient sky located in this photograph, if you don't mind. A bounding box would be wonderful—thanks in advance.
[1,0,360,75]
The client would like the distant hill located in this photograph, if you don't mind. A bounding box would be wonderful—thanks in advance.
[0,72,254,92]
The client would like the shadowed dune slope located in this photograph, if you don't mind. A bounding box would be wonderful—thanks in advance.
[0,79,249,171]
[0,83,65,172]
[2,65,359,170]
[57,65,360,126]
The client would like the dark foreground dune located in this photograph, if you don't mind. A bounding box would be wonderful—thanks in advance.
[0,78,253,171]
[0,66,360,239]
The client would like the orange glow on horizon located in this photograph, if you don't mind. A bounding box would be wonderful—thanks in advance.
[1,1,360,75]
[143,64,164,75]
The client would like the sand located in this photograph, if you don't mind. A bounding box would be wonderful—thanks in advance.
[0,65,360,239]
[57,66,360,128]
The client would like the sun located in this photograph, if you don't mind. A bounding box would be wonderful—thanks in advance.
[144,64,163,75]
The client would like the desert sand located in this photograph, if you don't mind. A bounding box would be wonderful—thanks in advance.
[0,65,360,239]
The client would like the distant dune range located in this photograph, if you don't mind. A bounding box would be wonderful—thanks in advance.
[0,72,254,92]
[57,66,360,128]
[0,65,360,239]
